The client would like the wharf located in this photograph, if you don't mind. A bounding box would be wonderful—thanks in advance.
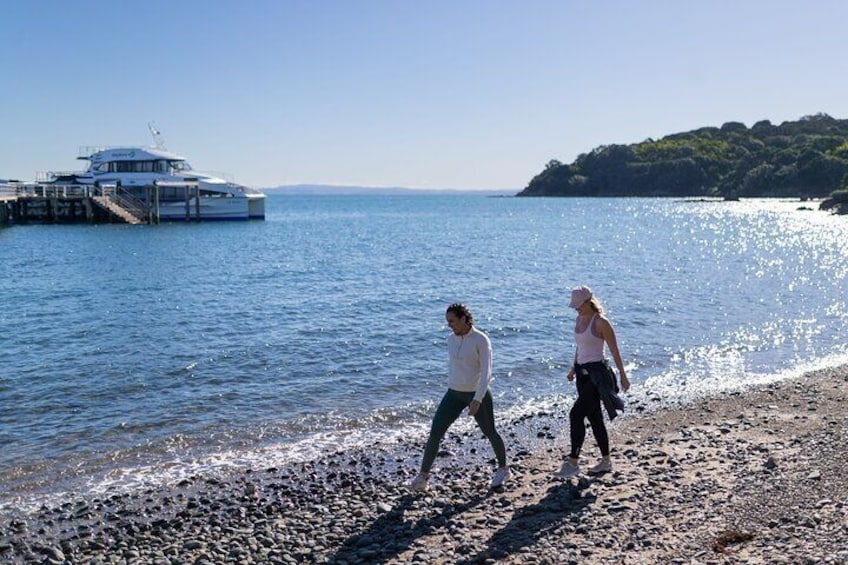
[0,180,200,226]
[0,184,18,225]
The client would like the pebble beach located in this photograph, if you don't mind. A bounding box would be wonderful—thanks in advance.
[2,365,847,564]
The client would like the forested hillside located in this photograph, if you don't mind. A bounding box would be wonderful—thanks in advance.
[519,113,848,199]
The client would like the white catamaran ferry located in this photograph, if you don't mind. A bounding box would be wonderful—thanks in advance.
[40,130,265,221]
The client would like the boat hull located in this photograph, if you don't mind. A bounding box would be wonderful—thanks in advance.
[248,194,265,220]
[157,197,252,221]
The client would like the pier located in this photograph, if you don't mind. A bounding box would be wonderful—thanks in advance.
[0,180,201,226]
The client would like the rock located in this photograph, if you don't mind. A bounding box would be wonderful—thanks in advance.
[41,547,65,562]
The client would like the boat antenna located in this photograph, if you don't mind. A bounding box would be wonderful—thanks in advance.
[148,122,166,150]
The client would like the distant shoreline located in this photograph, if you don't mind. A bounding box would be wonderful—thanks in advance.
[261,188,826,202]
[262,184,517,196]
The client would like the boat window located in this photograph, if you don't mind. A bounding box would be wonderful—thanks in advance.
[159,187,180,199]
[169,160,193,172]
[199,189,232,198]
[108,160,157,173]
[156,186,206,199]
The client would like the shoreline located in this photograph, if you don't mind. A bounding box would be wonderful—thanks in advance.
[2,365,847,564]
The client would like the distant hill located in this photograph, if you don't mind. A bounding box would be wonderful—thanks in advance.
[264,184,516,197]
[519,113,848,199]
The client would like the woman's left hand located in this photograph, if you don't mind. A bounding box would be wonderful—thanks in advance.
[620,373,630,393]
[468,400,481,416]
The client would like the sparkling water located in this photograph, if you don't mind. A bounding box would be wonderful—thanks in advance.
[1,195,846,512]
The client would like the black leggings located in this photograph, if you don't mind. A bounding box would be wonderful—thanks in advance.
[421,389,507,473]
[569,374,609,459]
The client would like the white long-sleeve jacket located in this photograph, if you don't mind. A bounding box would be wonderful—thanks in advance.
[446,326,493,402]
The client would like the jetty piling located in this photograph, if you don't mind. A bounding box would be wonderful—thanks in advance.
[0,179,200,225]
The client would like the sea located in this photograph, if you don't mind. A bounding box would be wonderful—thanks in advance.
[1,195,847,515]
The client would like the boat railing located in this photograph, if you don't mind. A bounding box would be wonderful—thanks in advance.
[35,171,84,183]
[0,182,18,198]
[79,146,108,158]
[98,184,149,221]
[15,183,94,198]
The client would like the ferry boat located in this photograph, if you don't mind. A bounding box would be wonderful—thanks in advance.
[42,131,265,221]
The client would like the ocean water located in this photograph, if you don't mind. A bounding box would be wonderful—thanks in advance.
[1,195,847,513]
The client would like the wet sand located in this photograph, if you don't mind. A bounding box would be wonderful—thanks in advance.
[2,365,847,564]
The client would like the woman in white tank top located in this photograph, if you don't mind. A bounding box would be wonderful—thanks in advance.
[556,285,630,479]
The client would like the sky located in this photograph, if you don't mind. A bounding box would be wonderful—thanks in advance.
[2,0,848,191]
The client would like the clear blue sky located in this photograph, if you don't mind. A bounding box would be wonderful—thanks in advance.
[2,1,847,190]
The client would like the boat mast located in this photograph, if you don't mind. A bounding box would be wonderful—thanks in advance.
[148,122,166,150]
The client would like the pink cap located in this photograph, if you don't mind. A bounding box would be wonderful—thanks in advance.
[569,285,593,309]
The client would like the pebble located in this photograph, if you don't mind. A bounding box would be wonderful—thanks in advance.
[3,365,848,564]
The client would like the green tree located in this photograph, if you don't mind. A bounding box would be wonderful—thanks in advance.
[518,114,848,198]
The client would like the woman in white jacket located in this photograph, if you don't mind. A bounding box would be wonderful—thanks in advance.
[409,303,510,491]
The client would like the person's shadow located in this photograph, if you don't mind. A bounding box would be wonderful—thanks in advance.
[324,476,598,565]
[325,489,490,564]
[456,479,597,564]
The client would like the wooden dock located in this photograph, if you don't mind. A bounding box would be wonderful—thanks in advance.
[0,180,200,226]
[0,185,19,226]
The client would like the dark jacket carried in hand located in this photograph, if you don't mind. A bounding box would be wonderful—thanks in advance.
[576,360,625,420]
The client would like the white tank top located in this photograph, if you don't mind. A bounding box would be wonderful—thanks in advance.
[575,314,605,364]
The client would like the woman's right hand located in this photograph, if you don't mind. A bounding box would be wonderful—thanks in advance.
[567,367,575,382]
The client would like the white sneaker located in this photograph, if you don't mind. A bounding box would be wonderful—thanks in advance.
[490,466,511,488]
[588,459,612,475]
[555,460,580,478]
[408,473,429,492]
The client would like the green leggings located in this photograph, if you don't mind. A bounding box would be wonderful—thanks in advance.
[421,388,507,473]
